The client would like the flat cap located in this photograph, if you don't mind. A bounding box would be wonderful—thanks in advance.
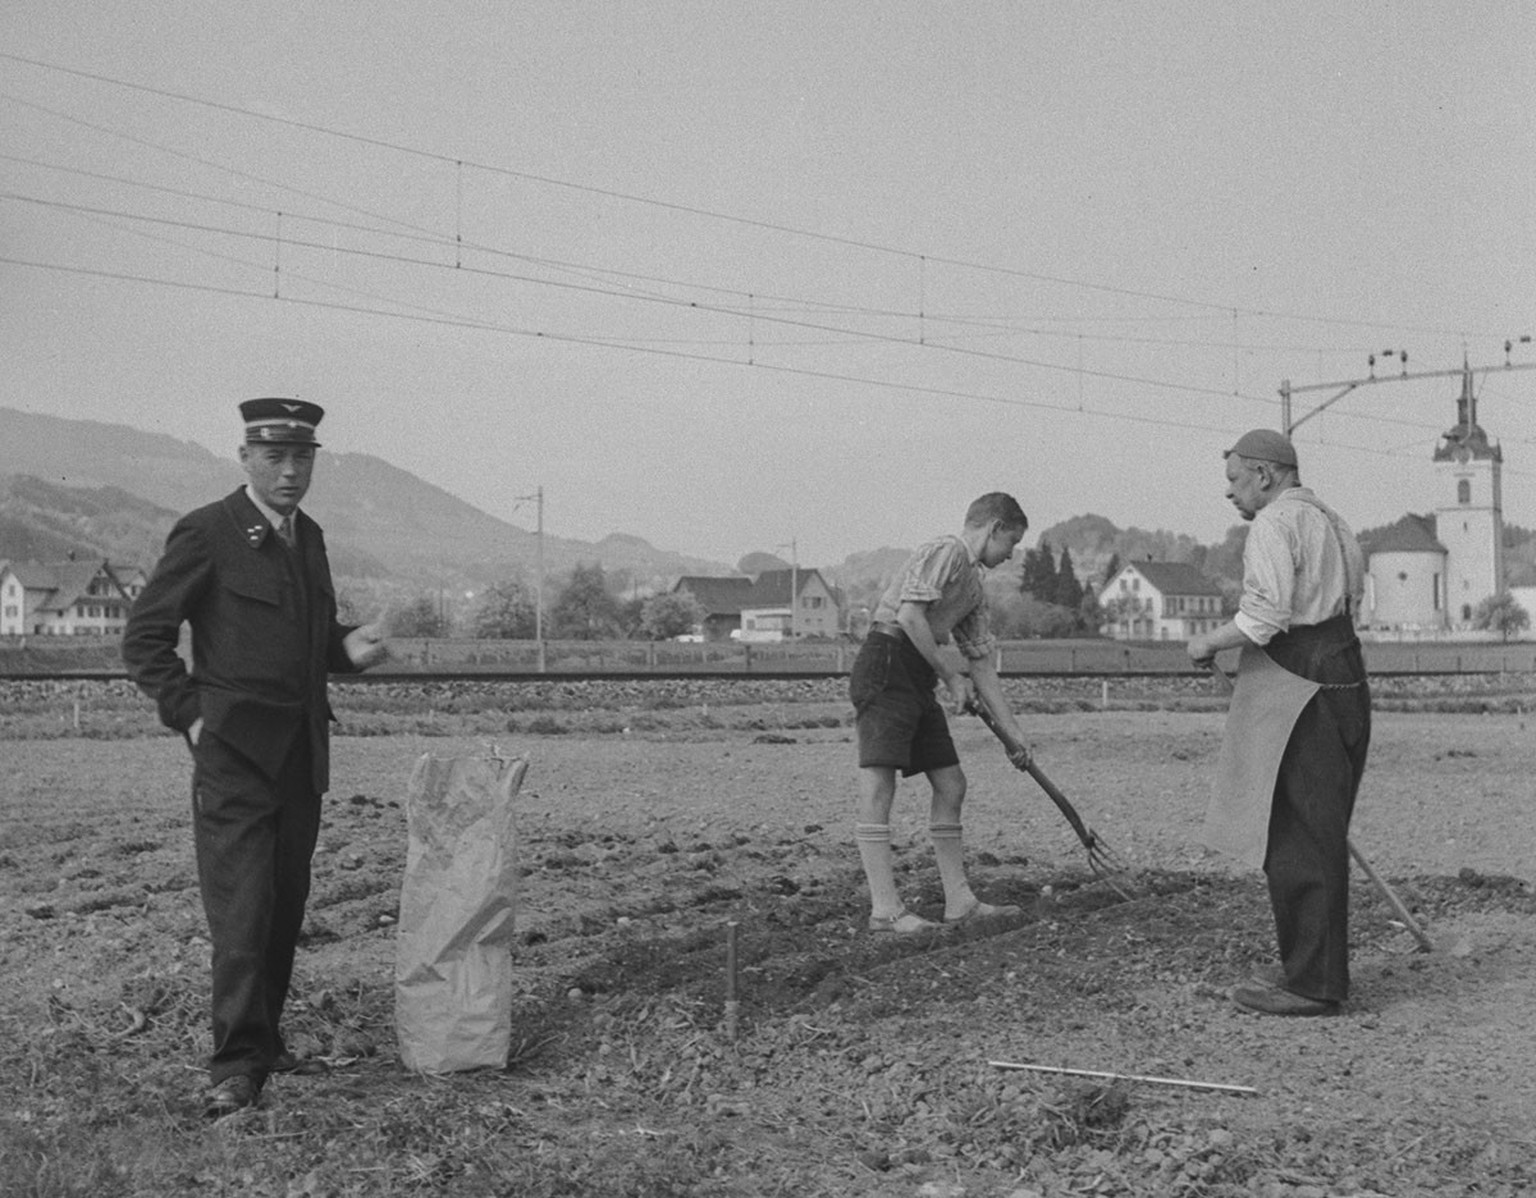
[1224,428,1297,467]
[239,398,324,447]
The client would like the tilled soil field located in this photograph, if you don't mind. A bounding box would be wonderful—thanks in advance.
[3,673,1535,1197]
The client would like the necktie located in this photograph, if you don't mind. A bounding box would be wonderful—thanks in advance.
[277,515,295,548]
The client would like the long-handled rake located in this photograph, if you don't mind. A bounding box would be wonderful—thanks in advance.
[966,701,1138,900]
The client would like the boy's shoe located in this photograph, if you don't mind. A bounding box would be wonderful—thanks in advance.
[868,908,939,934]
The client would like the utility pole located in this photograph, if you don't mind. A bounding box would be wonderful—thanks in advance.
[1280,339,1534,435]
[778,539,798,639]
[516,486,545,672]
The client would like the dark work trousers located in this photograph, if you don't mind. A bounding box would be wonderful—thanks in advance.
[1262,616,1371,1003]
[192,726,320,1085]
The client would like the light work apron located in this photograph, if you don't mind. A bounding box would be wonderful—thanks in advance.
[1203,491,1363,870]
[1203,643,1318,869]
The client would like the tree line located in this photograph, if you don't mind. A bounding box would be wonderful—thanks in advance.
[356,547,1532,644]
[370,563,706,642]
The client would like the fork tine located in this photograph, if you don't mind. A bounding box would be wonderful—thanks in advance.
[1089,854,1138,900]
[965,698,1141,900]
[1082,833,1139,899]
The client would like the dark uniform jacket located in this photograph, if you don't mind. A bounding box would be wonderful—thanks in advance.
[123,487,359,791]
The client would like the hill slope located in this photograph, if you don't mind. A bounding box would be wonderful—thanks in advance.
[0,407,731,589]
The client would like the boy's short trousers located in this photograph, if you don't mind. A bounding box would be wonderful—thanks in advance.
[850,628,959,777]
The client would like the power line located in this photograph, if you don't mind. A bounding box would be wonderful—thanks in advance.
[1,147,1304,358]
[2,50,1515,343]
[7,175,1506,444]
[2,190,1281,406]
[9,184,1487,442]
[5,146,1408,364]
[6,55,1525,459]
[16,250,1515,474]
[3,148,1421,368]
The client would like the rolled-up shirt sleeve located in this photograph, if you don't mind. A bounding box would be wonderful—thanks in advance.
[950,606,996,661]
[892,540,951,607]
[1234,516,1296,645]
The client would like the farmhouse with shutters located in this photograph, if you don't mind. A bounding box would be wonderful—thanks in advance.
[1098,560,1226,642]
[0,558,145,638]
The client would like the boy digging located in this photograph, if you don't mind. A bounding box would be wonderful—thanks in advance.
[851,492,1033,933]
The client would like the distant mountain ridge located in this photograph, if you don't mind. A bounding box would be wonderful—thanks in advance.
[4,408,1305,611]
[0,406,733,593]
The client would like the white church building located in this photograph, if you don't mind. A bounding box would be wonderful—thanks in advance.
[1359,363,1531,634]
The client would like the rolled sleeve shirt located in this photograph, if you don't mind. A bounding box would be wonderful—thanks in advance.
[871,535,997,660]
[1235,488,1365,646]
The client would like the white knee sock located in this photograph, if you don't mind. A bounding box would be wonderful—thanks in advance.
[856,822,904,915]
[930,822,976,914]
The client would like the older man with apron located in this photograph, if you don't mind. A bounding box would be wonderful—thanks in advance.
[1188,429,1370,1017]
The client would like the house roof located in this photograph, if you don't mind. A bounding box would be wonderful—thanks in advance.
[8,562,69,591]
[1118,561,1224,597]
[676,568,838,616]
[5,559,128,613]
[1359,514,1445,557]
[748,568,830,605]
[674,575,755,615]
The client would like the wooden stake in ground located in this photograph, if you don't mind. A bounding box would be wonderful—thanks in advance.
[990,1059,1258,1096]
[723,920,741,1041]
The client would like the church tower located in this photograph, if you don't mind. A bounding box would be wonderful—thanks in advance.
[1433,361,1504,625]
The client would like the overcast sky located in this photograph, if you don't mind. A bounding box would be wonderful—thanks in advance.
[3,2,1534,567]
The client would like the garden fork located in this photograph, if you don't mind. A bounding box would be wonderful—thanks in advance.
[966,700,1139,901]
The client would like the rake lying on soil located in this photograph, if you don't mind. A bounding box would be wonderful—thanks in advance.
[966,701,1138,901]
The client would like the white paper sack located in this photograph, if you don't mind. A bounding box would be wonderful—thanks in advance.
[394,750,528,1073]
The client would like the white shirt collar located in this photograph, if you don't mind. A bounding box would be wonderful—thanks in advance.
[244,485,298,532]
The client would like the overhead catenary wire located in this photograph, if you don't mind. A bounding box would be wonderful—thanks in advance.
[3,148,1415,365]
[7,187,1497,450]
[0,51,1519,346]
[0,150,1398,360]
[0,190,1284,407]
[4,50,1528,467]
[11,248,1520,477]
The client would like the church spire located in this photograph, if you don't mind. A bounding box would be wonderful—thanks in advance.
[1434,357,1500,462]
[1455,355,1476,431]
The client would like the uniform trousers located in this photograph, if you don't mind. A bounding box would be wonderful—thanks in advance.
[192,726,320,1085]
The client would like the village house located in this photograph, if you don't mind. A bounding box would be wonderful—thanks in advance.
[0,558,143,637]
[1098,560,1226,642]
[673,567,843,641]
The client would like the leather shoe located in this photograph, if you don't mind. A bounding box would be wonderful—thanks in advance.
[1248,964,1287,988]
[203,1074,260,1119]
[944,899,1022,924]
[1232,981,1339,1018]
[271,1049,329,1076]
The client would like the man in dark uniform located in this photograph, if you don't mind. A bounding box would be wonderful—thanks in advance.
[123,398,388,1116]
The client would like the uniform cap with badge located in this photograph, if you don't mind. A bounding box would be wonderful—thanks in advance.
[240,398,325,447]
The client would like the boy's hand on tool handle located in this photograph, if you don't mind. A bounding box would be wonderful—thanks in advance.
[963,696,1032,771]
[1004,739,1033,771]
[942,669,977,716]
